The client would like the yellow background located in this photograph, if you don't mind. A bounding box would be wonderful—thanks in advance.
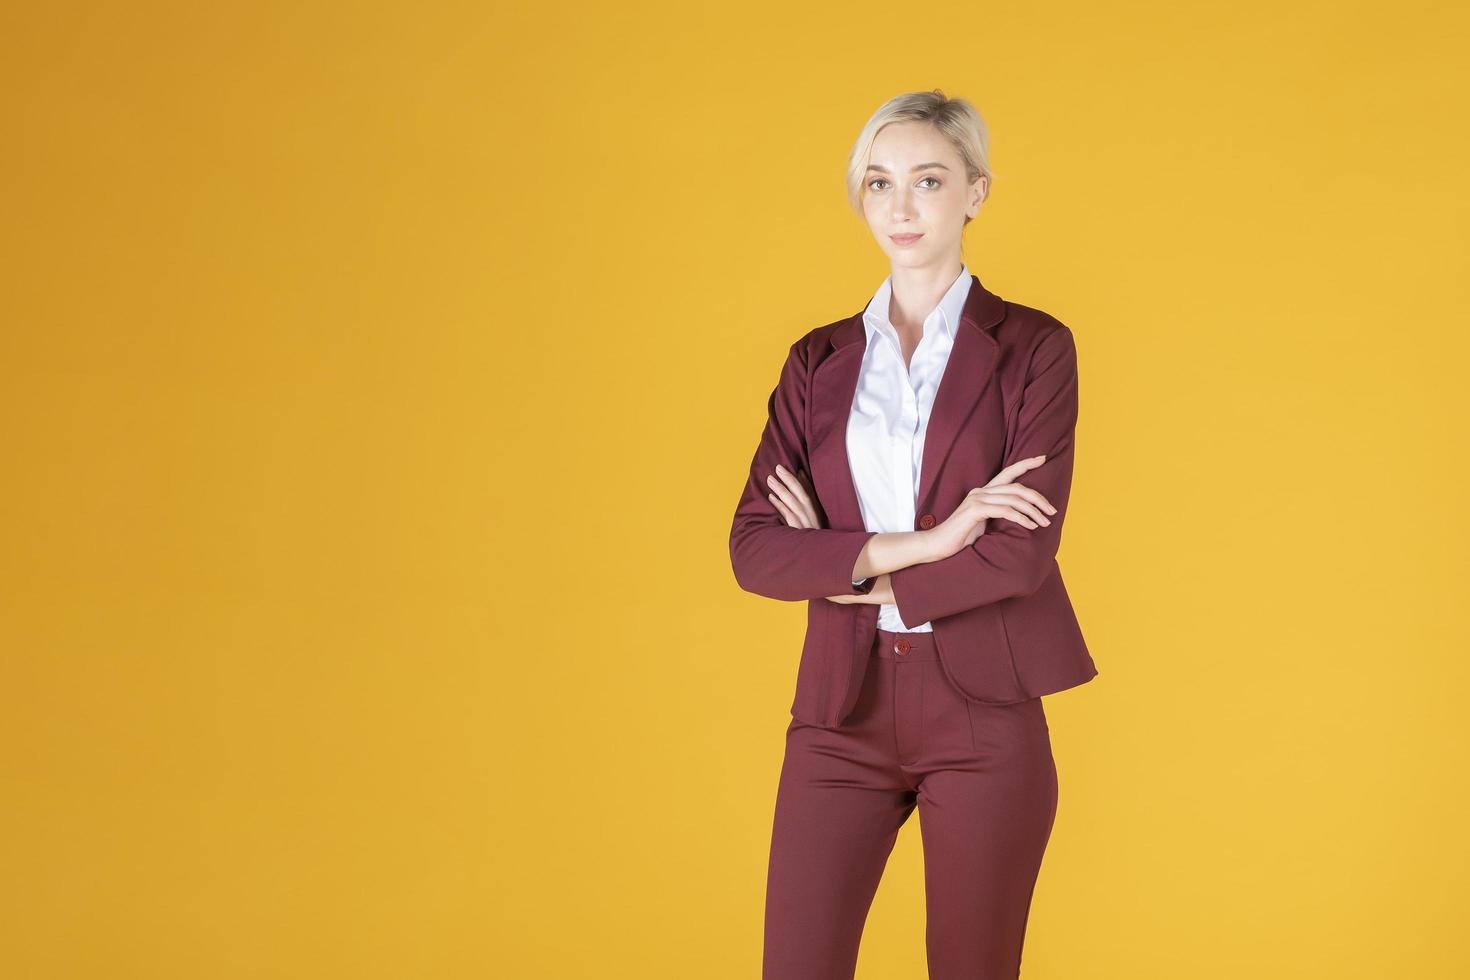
[3,2,1467,977]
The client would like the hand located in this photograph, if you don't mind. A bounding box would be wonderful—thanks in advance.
[925,455,1058,561]
[765,466,890,605]
[766,463,824,529]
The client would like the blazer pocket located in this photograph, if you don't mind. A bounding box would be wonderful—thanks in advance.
[995,605,1026,693]
[934,604,1028,704]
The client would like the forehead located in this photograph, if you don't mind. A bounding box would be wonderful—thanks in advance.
[867,122,957,168]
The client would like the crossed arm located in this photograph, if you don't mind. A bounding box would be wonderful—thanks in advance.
[727,339,929,601]
[729,324,1081,622]
[764,460,947,603]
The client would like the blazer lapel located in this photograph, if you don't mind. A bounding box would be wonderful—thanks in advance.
[808,313,868,532]
[915,277,1007,516]
[809,275,1008,535]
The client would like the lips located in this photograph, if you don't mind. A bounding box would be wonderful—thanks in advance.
[890,233,924,245]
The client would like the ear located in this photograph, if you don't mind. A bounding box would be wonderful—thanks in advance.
[969,175,989,217]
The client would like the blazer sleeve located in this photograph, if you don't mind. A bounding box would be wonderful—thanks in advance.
[730,339,879,602]
[889,324,1080,624]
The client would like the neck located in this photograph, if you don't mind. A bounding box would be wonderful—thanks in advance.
[885,258,964,332]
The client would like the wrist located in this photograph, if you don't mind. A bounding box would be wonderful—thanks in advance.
[914,529,945,565]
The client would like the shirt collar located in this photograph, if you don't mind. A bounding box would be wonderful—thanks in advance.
[861,263,972,346]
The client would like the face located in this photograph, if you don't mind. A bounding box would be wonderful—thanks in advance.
[861,121,986,270]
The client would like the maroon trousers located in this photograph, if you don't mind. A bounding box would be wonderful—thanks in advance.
[763,629,1059,979]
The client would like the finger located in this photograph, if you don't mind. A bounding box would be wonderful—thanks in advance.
[988,456,1046,487]
[974,499,1038,529]
[765,474,808,526]
[960,485,1051,528]
[768,492,805,529]
[769,472,819,528]
[992,481,1057,515]
[997,504,1040,529]
[774,465,822,528]
[772,491,809,529]
[980,486,1052,525]
[774,464,818,516]
[984,455,1047,488]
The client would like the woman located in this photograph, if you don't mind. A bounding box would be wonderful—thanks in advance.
[729,90,1098,979]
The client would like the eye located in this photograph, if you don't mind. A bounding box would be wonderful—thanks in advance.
[867,178,889,191]
[919,176,941,189]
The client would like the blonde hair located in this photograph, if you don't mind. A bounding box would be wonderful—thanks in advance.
[845,89,994,225]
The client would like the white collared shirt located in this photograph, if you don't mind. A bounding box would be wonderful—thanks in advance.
[847,264,973,632]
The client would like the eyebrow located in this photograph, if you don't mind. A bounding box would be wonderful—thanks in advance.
[865,162,951,174]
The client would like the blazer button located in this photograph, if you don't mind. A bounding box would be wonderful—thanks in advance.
[895,638,911,656]
[918,513,936,529]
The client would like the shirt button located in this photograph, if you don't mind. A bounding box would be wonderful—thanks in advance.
[895,638,911,656]
[918,513,936,529]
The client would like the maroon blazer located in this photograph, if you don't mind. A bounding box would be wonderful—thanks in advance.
[730,274,1098,728]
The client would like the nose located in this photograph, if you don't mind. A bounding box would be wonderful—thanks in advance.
[889,186,915,222]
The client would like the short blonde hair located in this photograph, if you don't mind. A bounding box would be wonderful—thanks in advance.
[845,89,994,224]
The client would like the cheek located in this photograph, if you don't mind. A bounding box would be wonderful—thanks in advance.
[926,196,964,227]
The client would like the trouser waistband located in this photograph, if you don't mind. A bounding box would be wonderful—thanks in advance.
[871,628,939,661]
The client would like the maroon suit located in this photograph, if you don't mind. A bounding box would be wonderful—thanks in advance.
[730,274,1098,727]
[731,275,1098,978]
